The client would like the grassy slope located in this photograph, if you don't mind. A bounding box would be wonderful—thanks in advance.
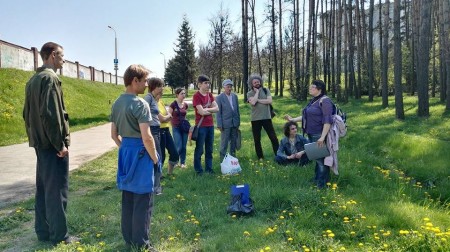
[0,74,449,251]
[0,68,124,146]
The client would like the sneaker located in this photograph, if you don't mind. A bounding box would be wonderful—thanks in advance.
[180,164,186,169]
[53,235,80,245]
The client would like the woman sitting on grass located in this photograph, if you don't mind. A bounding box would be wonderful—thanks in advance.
[275,121,310,166]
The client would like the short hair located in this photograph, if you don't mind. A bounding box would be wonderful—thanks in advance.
[147,77,164,92]
[311,80,327,95]
[197,74,210,83]
[123,64,149,87]
[175,87,186,95]
[247,74,263,89]
[283,121,298,137]
[40,42,63,61]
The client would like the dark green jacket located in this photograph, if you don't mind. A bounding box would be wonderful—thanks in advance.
[23,67,70,151]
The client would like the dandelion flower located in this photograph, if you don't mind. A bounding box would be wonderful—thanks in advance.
[288,237,293,241]
[328,233,335,238]
[279,216,285,219]
[243,231,250,236]
[264,246,271,251]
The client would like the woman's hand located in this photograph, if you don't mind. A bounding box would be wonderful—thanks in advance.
[284,114,293,121]
[317,137,325,148]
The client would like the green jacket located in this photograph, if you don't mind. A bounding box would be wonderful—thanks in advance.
[23,67,70,151]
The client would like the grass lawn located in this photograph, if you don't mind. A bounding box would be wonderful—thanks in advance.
[0,69,449,251]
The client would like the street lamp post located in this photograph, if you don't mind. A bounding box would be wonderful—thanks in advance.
[108,25,118,85]
[160,52,166,75]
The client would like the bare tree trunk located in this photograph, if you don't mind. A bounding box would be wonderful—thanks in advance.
[414,0,433,117]
[242,0,249,101]
[393,0,404,119]
[249,0,262,76]
[336,0,343,101]
[355,0,362,99]
[439,0,450,110]
[294,0,301,99]
[367,0,375,102]
[330,0,336,98]
[347,0,355,101]
[271,0,279,95]
[279,0,284,97]
[343,0,349,101]
[381,0,390,108]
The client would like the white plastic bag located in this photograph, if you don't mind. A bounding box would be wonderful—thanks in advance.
[221,153,242,175]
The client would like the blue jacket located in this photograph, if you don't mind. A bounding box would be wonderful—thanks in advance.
[276,135,310,165]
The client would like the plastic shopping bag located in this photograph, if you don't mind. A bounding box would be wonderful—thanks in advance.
[220,153,241,175]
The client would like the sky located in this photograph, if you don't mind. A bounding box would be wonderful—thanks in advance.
[0,0,266,78]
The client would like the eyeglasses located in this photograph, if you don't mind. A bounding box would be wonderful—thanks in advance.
[179,92,186,95]
[290,127,297,130]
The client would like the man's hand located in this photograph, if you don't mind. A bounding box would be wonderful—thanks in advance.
[57,146,68,157]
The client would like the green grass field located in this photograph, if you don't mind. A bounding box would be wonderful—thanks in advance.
[0,68,449,251]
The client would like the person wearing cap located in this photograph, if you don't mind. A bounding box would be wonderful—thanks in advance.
[192,75,219,174]
[216,79,241,161]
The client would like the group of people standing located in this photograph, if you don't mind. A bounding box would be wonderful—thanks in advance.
[23,42,337,250]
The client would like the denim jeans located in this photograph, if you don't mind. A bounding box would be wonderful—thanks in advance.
[308,133,330,188]
[160,128,179,167]
[194,126,214,174]
[172,126,188,165]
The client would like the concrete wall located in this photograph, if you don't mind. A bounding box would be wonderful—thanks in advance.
[63,60,78,78]
[0,39,124,85]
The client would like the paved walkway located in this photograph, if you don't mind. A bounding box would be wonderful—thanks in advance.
[0,100,193,208]
[0,123,117,208]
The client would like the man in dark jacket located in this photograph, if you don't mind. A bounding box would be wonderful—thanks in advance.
[23,42,78,244]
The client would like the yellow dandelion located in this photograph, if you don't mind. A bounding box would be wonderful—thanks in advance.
[340,247,346,251]
[358,243,364,246]
[169,236,175,241]
[167,215,173,220]
[232,214,237,218]
[96,233,101,238]
[323,213,328,216]
[194,220,200,225]
[328,233,335,238]
[279,216,285,219]
[243,231,251,236]
[350,231,356,235]
[196,233,200,236]
[288,237,293,241]
[426,222,433,227]
[326,229,333,233]
[99,241,105,246]
[264,246,271,251]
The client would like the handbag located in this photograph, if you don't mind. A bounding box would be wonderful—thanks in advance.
[236,129,242,150]
[174,101,191,133]
[180,119,191,133]
[220,153,242,175]
[269,104,276,118]
[262,88,276,118]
